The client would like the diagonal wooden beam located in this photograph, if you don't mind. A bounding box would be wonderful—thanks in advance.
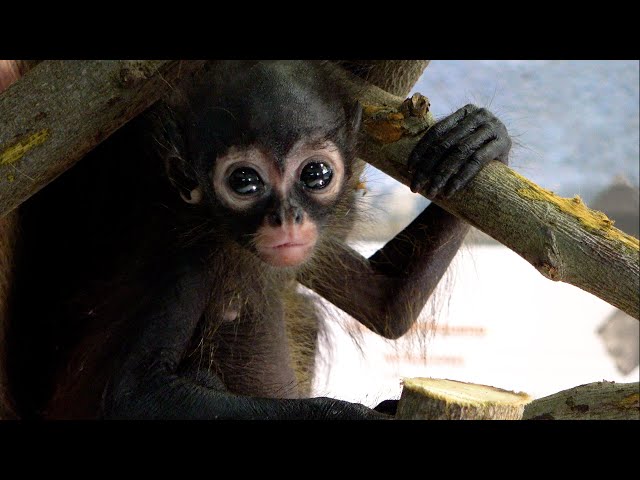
[0,60,207,217]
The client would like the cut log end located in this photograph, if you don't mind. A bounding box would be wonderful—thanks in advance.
[396,377,533,420]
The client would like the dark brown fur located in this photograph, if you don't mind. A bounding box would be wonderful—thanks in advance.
[5,63,366,418]
[336,60,429,97]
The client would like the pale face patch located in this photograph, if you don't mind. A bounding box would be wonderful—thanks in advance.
[253,220,319,267]
[211,140,345,211]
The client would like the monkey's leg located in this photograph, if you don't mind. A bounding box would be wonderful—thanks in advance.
[101,258,385,420]
[300,105,511,339]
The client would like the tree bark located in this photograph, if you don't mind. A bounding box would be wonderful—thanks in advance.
[0,60,207,217]
[523,381,639,420]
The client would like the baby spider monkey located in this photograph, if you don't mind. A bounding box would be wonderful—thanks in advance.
[7,60,510,419]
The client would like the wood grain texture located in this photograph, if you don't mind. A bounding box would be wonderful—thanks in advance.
[397,377,532,420]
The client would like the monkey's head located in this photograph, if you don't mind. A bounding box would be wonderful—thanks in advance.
[158,61,362,268]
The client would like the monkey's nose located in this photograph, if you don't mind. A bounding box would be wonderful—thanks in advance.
[267,212,283,227]
[266,208,304,227]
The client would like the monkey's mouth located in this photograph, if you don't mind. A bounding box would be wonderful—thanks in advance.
[272,241,305,249]
[257,240,316,268]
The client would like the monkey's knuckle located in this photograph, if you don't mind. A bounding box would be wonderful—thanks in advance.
[453,142,472,157]
[439,139,455,151]
[475,107,494,122]
[450,179,463,191]
[468,154,484,167]
[504,135,513,149]
[431,123,450,139]
[495,120,508,136]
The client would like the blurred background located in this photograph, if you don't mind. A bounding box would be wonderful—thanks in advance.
[312,60,640,405]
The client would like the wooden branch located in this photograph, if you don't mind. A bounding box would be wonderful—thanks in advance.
[523,381,639,420]
[396,377,532,420]
[330,67,640,320]
[0,60,207,217]
[396,378,639,420]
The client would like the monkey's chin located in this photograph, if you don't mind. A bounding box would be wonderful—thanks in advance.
[257,242,315,268]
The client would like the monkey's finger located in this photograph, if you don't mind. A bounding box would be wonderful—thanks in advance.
[413,111,494,196]
[424,124,497,198]
[443,139,511,198]
[410,107,489,194]
[408,104,480,172]
[410,169,434,194]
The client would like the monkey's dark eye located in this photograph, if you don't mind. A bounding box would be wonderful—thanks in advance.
[228,167,264,195]
[300,162,333,190]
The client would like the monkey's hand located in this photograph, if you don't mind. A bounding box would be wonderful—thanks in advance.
[305,105,510,339]
[408,104,511,199]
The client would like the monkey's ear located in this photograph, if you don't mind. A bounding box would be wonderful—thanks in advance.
[165,156,203,205]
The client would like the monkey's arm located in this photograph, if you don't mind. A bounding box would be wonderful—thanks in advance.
[302,205,467,339]
[101,256,384,420]
[301,105,510,339]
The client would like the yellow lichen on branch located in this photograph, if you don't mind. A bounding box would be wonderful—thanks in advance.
[0,129,50,166]
[512,169,640,253]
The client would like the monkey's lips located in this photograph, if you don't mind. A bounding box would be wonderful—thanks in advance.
[258,240,316,267]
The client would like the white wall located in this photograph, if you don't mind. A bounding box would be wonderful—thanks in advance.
[313,241,638,406]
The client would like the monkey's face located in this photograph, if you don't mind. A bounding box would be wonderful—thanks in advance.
[161,60,360,267]
[204,139,347,267]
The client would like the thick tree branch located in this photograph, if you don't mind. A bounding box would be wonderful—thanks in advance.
[330,66,640,320]
[0,60,207,217]
[523,381,639,420]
